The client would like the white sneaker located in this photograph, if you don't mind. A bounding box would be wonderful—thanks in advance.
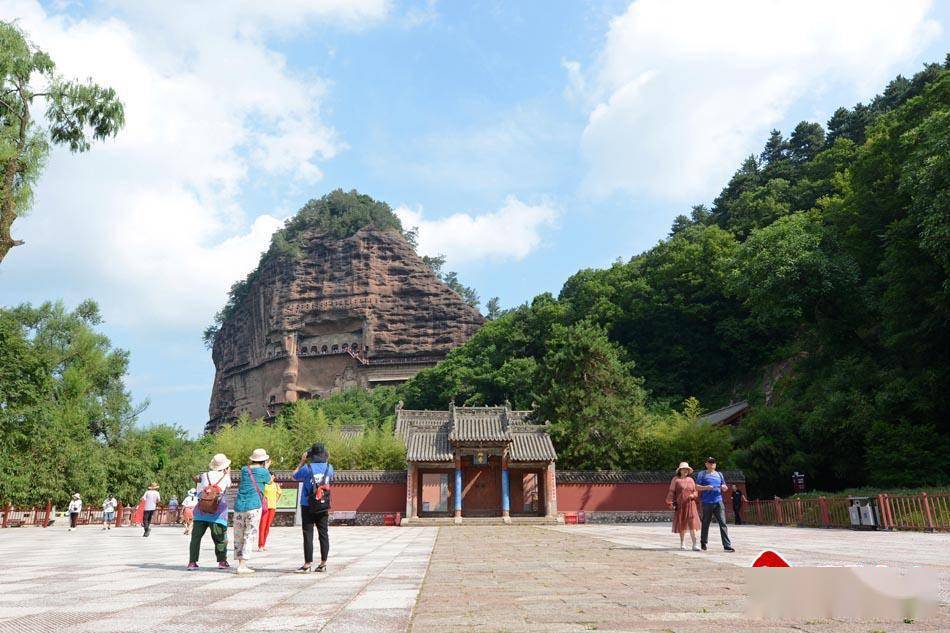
[235,565,255,575]
[679,544,685,550]
[692,543,700,551]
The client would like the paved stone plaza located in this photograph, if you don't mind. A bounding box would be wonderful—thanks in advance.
[0,523,947,632]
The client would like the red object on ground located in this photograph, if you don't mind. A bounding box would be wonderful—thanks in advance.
[564,512,578,525]
[131,501,144,526]
[752,550,790,567]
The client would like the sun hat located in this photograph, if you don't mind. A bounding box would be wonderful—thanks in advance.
[209,453,231,471]
[72,493,81,499]
[148,482,159,490]
[187,488,197,496]
[676,462,693,475]
[249,448,270,463]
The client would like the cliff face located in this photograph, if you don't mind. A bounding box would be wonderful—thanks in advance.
[207,226,483,431]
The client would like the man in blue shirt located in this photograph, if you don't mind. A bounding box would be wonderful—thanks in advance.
[292,443,335,573]
[695,456,735,552]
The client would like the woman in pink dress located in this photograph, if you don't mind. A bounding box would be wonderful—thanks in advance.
[666,461,701,551]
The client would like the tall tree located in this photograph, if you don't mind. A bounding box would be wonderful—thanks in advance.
[0,22,125,264]
[759,129,787,165]
[787,121,825,164]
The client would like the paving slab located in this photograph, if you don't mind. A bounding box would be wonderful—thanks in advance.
[0,524,436,633]
[410,525,950,632]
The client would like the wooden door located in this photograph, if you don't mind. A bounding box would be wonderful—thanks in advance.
[462,457,501,516]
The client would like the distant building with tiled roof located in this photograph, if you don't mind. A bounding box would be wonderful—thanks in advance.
[396,401,557,524]
[700,400,750,426]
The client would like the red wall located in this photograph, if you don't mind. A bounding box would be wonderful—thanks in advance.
[556,482,748,513]
[330,483,405,513]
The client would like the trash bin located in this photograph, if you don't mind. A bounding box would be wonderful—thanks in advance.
[847,497,879,530]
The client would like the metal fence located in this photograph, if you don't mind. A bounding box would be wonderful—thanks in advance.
[1,502,186,528]
[743,493,950,532]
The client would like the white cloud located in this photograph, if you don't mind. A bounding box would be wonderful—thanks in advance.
[0,0,390,327]
[395,196,558,267]
[576,0,941,200]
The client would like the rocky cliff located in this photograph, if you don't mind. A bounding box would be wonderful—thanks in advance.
[207,225,483,431]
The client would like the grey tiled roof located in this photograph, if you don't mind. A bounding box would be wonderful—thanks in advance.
[510,430,557,461]
[700,401,750,425]
[397,404,556,463]
[339,424,365,440]
[405,431,453,462]
[450,410,512,442]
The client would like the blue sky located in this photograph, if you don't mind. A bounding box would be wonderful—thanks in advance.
[1,0,948,436]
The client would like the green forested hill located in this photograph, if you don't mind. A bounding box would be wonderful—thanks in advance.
[404,59,950,496]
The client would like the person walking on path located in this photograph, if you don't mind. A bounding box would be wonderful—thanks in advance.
[233,449,272,574]
[140,483,161,537]
[68,493,82,531]
[188,453,232,571]
[102,493,118,530]
[258,478,282,551]
[666,462,701,551]
[181,488,197,535]
[696,457,735,552]
[292,443,334,573]
[731,485,744,525]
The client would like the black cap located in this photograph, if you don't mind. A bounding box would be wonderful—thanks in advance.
[705,456,716,463]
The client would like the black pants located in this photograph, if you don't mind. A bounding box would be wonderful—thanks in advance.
[302,508,329,564]
[143,510,154,534]
[69,512,78,528]
[701,501,733,549]
[733,506,742,525]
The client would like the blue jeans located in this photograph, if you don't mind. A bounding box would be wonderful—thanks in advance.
[701,501,732,549]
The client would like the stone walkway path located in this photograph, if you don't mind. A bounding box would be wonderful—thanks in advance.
[0,524,436,632]
[411,525,950,632]
[1,523,947,632]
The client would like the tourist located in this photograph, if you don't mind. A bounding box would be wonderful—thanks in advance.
[187,453,232,570]
[258,478,283,551]
[181,488,198,535]
[102,493,118,530]
[232,448,272,574]
[695,457,735,552]
[140,483,161,537]
[292,443,334,573]
[167,495,179,522]
[67,493,82,531]
[731,485,744,525]
[666,462,701,551]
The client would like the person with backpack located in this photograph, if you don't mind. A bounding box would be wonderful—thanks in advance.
[187,453,232,571]
[292,443,334,573]
[232,448,272,574]
[695,456,735,552]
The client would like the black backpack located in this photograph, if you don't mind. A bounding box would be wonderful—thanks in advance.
[308,465,331,513]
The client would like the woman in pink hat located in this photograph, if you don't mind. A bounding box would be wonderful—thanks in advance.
[666,462,701,551]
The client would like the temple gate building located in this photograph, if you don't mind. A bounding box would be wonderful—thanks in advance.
[395,402,558,524]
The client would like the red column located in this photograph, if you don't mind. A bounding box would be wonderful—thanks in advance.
[773,496,784,526]
[43,501,52,527]
[115,501,124,528]
[1,502,9,528]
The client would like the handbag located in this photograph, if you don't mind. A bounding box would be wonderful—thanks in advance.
[247,466,268,514]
